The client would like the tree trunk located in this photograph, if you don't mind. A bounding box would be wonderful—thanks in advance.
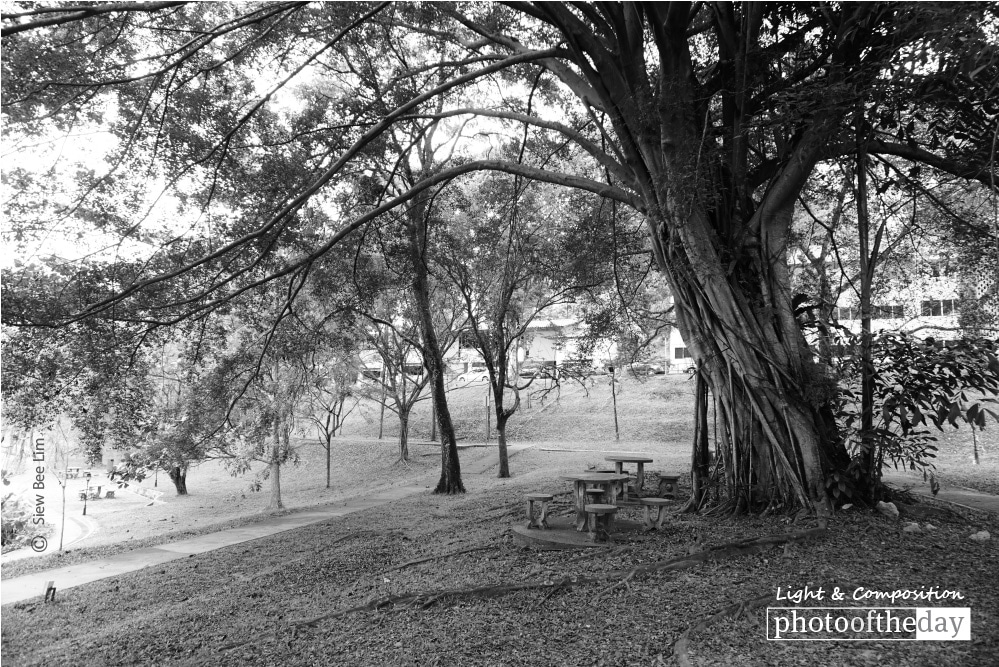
[403,193,463,494]
[168,465,188,495]
[856,143,879,503]
[268,454,283,510]
[398,410,410,462]
[610,370,620,441]
[652,205,839,517]
[267,418,284,511]
[377,365,387,440]
[325,437,332,489]
[496,412,510,478]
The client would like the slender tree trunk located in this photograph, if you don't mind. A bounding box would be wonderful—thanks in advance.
[325,437,332,489]
[168,465,188,495]
[378,365,387,440]
[268,454,283,510]
[610,370,620,441]
[398,410,410,462]
[403,193,463,494]
[267,418,284,511]
[856,145,878,502]
[485,384,491,441]
[496,412,510,478]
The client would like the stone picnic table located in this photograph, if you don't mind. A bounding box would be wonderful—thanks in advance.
[559,473,631,531]
[604,454,654,499]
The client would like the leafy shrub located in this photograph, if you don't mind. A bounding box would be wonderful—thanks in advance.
[832,332,999,496]
[1,493,33,547]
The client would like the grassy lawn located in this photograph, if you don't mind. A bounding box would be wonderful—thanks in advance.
[3,374,998,665]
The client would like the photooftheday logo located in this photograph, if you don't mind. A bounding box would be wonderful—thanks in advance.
[766,607,971,641]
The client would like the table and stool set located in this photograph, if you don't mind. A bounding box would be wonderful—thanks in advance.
[526,454,681,543]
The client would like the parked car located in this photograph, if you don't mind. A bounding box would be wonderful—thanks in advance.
[518,360,541,378]
[456,369,490,385]
[625,362,652,376]
[648,363,665,375]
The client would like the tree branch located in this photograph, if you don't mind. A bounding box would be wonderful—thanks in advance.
[1,1,188,36]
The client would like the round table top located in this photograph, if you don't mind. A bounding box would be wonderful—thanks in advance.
[559,473,630,483]
[604,454,654,463]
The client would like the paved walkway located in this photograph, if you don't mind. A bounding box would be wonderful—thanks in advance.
[1,444,535,606]
[881,472,999,514]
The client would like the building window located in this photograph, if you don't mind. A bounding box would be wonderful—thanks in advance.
[921,299,956,317]
[836,307,857,320]
[674,347,690,359]
[871,305,903,319]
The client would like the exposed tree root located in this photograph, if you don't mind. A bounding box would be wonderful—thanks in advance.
[378,545,494,574]
[672,594,772,667]
[289,580,567,628]
[219,529,826,651]
[596,568,636,600]
[286,527,825,629]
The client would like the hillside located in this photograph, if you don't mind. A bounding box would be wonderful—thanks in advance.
[335,373,699,446]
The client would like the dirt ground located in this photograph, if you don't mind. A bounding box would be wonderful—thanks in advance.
[2,446,997,667]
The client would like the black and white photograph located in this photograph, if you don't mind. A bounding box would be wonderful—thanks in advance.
[1,2,997,665]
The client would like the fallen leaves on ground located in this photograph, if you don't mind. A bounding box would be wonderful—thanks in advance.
[2,462,997,667]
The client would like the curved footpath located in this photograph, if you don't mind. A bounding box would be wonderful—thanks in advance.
[3,450,994,607]
[881,471,999,514]
[0,444,534,606]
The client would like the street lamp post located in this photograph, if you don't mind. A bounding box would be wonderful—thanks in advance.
[82,471,91,516]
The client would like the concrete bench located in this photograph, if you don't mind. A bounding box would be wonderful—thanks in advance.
[655,474,681,499]
[105,490,116,499]
[584,503,618,542]
[640,497,672,530]
[526,493,554,529]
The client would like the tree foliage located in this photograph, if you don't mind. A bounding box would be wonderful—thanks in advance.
[3,1,998,514]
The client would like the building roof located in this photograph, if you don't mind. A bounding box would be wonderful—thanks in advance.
[525,318,579,330]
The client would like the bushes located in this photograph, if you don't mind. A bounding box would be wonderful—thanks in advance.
[1,492,34,549]
[831,332,999,502]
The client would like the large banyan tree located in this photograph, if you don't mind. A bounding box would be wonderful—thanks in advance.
[3,2,996,508]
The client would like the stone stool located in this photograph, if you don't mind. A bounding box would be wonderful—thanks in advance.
[640,497,672,530]
[584,503,618,542]
[526,493,554,529]
[656,474,680,499]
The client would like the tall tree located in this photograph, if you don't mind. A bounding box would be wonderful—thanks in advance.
[437,173,613,476]
[4,2,997,514]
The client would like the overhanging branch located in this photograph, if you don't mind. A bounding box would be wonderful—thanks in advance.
[1,1,189,36]
[69,158,639,324]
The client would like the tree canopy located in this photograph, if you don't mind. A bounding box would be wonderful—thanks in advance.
[3,1,997,512]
